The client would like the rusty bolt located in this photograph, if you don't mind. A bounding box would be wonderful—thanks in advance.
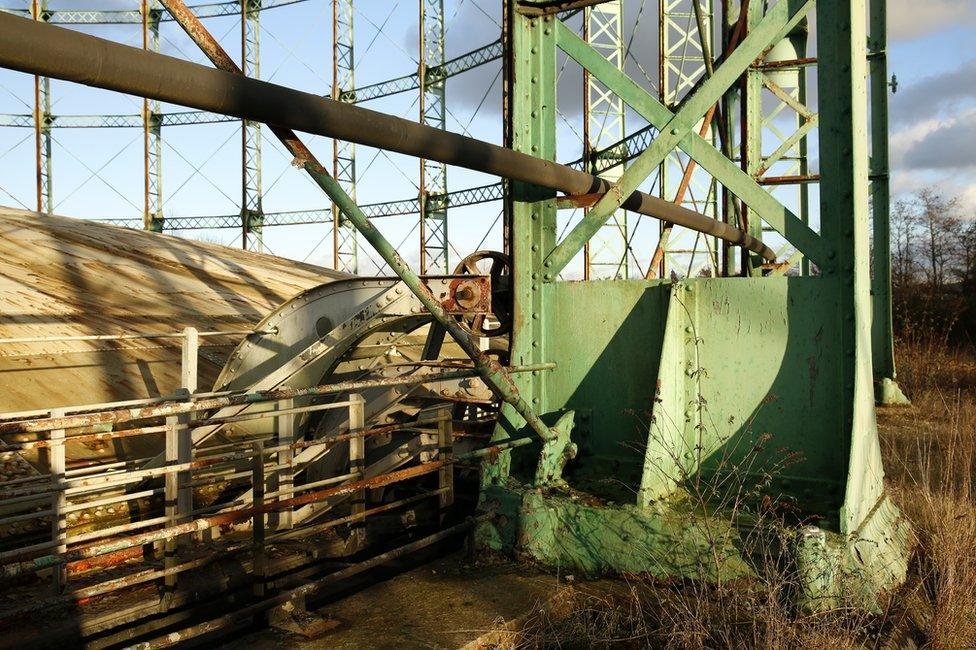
[455,285,475,302]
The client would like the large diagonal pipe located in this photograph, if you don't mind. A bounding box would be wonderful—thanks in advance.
[0,12,774,262]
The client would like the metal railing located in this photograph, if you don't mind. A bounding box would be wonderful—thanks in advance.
[0,361,550,621]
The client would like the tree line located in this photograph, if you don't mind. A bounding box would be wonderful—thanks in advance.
[889,189,976,344]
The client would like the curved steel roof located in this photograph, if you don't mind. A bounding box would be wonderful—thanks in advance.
[0,206,348,413]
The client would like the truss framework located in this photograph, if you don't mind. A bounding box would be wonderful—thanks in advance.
[30,0,52,215]
[241,0,263,251]
[330,0,357,272]
[657,0,718,277]
[419,0,448,274]
[583,0,627,280]
[142,0,163,231]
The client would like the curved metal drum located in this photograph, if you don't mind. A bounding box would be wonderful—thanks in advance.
[195,276,495,526]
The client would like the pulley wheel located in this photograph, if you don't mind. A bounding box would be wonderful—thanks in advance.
[452,250,512,337]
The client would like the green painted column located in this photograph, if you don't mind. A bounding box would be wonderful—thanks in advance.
[816,0,885,533]
[742,0,765,275]
[868,0,907,404]
[484,5,557,484]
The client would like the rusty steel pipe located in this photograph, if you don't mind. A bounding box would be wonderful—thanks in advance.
[0,12,774,262]
[0,363,552,436]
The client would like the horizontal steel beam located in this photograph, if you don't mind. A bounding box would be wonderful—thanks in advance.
[0,13,775,262]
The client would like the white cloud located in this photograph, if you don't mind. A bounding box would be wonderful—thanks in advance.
[890,104,976,214]
[891,170,976,215]
[888,0,976,40]
[891,107,976,172]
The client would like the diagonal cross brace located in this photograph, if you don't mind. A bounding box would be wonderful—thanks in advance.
[545,0,820,277]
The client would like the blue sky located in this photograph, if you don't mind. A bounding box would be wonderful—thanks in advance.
[886,0,976,212]
[0,0,973,274]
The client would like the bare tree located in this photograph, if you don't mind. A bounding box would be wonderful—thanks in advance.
[915,189,961,290]
[890,197,920,292]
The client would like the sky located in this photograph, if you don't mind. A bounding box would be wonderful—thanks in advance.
[0,0,973,274]
[886,0,976,212]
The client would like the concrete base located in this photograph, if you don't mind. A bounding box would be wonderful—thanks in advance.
[795,495,911,613]
[876,377,911,406]
[476,483,753,581]
[478,483,911,613]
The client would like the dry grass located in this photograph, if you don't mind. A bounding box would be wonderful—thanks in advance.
[511,334,976,649]
[879,338,976,649]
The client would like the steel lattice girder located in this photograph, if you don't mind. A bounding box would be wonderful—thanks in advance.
[332,0,357,273]
[583,0,628,280]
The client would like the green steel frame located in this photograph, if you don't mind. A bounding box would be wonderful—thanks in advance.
[0,0,911,609]
[868,0,906,404]
[419,0,449,274]
[142,0,164,232]
[475,0,908,610]
[241,0,263,251]
[582,0,627,280]
[331,0,357,272]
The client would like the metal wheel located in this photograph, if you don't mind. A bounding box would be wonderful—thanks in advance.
[452,250,512,337]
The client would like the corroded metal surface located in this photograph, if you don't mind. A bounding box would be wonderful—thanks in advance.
[0,206,345,414]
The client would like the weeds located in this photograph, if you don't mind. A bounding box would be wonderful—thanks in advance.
[511,331,976,648]
[880,339,976,649]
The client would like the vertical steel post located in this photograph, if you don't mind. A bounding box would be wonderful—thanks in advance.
[31,0,52,215]
[869,0,899,395]
[741,0,764,275]
[419,0,449,274]
[142,0,163,232]
[180,326,198,394]
[178,328,197,541]
[332,0,358,272]
[485,5,558,482]
[48,407,66,594]
[241,0,263,251]
[818,0,882,531]
[274,397,294,530]
[437,406,453,519]
[163,412,179,596]
[347,394,365,542]
[164,385,191,598]
[583,1,628,280]
[251,439,266,596]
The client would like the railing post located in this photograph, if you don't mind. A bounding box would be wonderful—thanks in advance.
[437,406,453,521]
[179,328,196,541]
[272,397,294,531]
[251,439,266,597]
[181,326,198,393]
[348,394,366,543]
[48,407,66,594]
[163,411,179,601]
[163,388,191,602]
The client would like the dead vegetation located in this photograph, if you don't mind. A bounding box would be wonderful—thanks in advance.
[507,333,976,649]
[880,336,976,650]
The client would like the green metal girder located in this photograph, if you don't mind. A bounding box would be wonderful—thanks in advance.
[544,0,817,277]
